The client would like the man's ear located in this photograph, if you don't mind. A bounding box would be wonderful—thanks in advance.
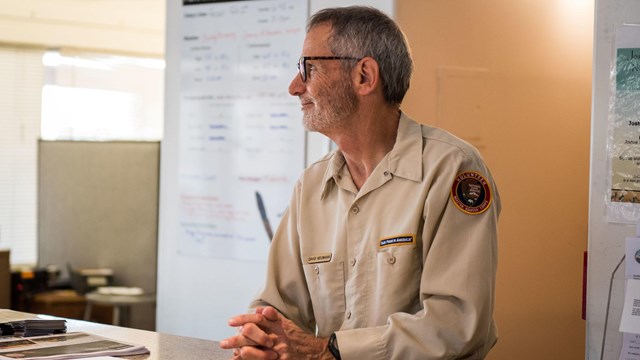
[353,57,379,96]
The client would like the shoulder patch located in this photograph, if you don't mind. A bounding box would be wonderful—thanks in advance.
[451,171,492,215]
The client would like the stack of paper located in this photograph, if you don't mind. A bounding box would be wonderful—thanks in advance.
[0,320,67,337]
[0,332,148,360]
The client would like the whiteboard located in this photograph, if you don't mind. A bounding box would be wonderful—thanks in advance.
[178,0,306,261]
[158,0,394,341]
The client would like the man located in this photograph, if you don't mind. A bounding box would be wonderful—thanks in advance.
[220,6,500,360]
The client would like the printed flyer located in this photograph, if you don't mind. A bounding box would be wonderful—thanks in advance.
[608,26,640,222]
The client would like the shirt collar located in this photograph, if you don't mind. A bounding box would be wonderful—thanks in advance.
[386,112,423,182]
[320,149,345,199]
[320,112,424,199]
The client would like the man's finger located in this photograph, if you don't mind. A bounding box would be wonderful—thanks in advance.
[230,348,240,360]
[238,345,279,360]
[228,313,264,327]
[220,329,268,349]
[260,306,281,322]
[220,334,257,349]
[239,323,274,348]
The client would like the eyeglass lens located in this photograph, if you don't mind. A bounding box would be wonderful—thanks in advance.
[296,57,361,83]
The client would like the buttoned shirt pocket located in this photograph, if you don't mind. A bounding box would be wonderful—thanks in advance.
[371,246,422,324]
[303,260,346,335]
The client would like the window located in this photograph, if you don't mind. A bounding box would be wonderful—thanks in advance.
[41,50,165,141]
[0,47,165,266]
[0,46,44,265]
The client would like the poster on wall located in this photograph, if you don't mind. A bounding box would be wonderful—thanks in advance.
[178,0,307,260]
[607,25,640,223]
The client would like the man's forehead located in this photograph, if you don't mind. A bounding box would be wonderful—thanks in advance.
[302,23,333,55]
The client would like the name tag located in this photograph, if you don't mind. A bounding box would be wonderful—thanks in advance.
[379,234,415,248]
[306,253,332,264]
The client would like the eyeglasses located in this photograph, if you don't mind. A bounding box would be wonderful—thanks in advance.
[297,56,361,82]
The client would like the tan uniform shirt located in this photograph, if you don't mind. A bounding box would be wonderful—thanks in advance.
[251,113,501,359]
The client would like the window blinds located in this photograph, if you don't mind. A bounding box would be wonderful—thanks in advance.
[0,46,44,265]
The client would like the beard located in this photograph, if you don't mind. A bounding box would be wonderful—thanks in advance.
[301,77,358,133]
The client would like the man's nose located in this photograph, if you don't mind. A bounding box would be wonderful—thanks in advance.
[288,74,305,96]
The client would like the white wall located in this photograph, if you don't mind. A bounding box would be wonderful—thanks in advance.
[0,0,165,55]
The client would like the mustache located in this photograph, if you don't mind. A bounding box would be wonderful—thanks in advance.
[299,96,314,105]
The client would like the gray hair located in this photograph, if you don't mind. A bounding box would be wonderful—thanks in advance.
[308,6,413,107]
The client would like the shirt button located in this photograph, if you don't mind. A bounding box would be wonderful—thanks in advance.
[388,256,396,264]
[350,258,356,266]
[346,311,351,319]
[314,265,319,274]
[383,170,389,176]
[351,206,359,214]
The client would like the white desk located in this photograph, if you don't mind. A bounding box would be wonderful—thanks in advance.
[0,309,233,359]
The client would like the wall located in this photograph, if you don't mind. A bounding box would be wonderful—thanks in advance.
[397,1,593,359]
[0,0,164,56]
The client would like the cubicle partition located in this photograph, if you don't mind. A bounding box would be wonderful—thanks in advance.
[37,140,159,331]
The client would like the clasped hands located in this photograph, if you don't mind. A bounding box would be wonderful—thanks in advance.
[220,306,333,360]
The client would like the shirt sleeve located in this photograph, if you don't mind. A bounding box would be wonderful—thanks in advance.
[336,150,501,360]
[249,181,318,334]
